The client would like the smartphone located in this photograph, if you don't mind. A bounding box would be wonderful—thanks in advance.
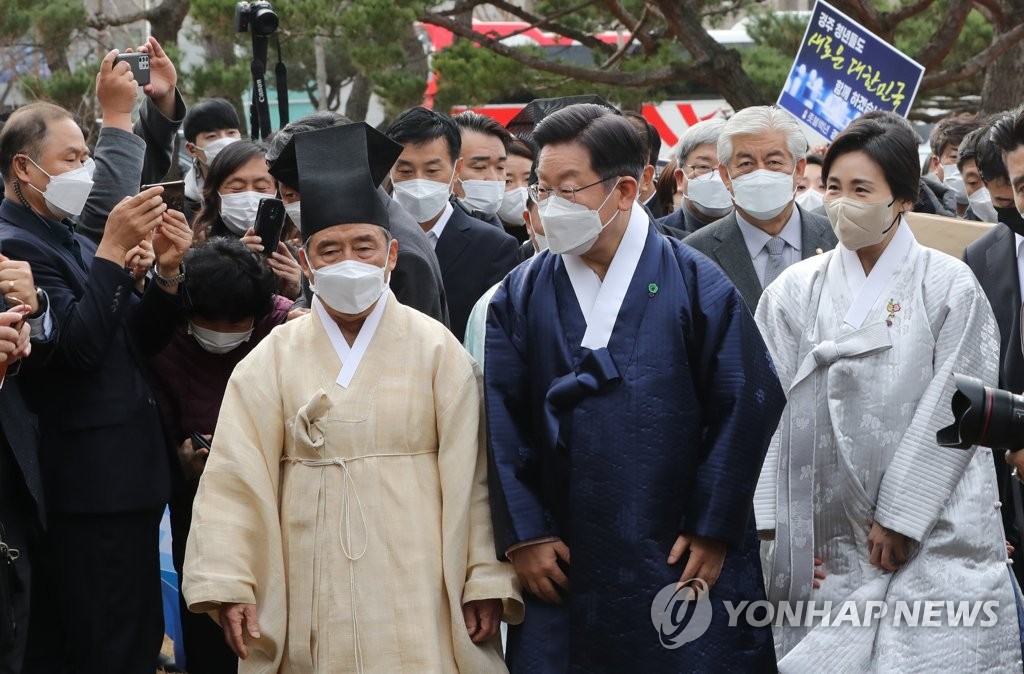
[113,53,150,86]
[254,197,286,256]
[141,180,186,212]
[190,432,212,451]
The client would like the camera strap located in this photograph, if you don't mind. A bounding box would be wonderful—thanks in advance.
[275,36,289,128]
[249,33,272,140]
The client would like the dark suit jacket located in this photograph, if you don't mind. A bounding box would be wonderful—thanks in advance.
[0,376,47,528]
[385,191,449,326]
[658,203,720,236]
[435,206,519,341]
[683,205,837,311]
[0,201,181,514]
[643,193,666,220]
[963,224,1024,580]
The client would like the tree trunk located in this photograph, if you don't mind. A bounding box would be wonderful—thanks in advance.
[149,0,190,44]
[344,74,371,121]
[980,33,1024,114]
[315,35,328,111]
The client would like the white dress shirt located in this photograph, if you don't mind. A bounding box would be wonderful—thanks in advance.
[425,202,455,249]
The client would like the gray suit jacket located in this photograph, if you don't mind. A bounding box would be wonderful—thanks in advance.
[683,205,837,311]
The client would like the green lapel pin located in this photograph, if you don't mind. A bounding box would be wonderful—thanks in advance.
[648,283,658,297]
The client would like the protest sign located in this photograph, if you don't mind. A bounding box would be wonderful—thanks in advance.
[778,0,925,141]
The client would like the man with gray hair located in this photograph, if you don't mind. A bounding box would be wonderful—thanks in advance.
[684,106,836,310]
[658,119,734,234]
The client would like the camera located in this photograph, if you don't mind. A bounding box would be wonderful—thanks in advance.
[936,374,1024,449]
[113,53,150,87]
[235,1,278,36]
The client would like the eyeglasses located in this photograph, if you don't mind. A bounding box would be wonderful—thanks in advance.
[528,177,614,204]
[685,164,716,178]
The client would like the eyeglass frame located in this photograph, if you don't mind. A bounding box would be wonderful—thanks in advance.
[684,163,717,179]
[528,176,617,204]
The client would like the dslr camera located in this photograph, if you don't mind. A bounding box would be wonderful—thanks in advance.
[235,1,278,36]
[937,374,1024,450]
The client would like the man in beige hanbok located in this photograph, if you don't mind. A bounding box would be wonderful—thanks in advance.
[183,122,522,673]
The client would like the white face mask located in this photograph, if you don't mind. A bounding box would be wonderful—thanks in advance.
[188,321,253,355]
[941,163,967,202]
[392,173,455,224]
[23,156,95,219]
[795,187,824,211]
[497,186,528,225]
[967,187,997,222]
[532,232,549,254]
[458,178,505,217]
[824,196,900,250]
[685,171,733,218]
[538,179,620,256]
[729,168,796,221]
[219,191,265,236]
[200,137,239,167]
[284,200,302,231]
[311,258,389,315]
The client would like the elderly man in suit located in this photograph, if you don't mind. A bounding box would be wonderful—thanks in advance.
[684,106,837,311]
[659,119,734,235]
[386,106,519,341]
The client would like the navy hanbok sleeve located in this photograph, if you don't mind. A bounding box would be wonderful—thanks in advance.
[484,277,554,556]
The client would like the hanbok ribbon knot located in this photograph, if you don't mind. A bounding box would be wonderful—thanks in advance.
[292,389,333,453]
[543,348,621,449]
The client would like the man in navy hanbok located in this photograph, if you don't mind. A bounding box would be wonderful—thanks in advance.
[485,103,786,672]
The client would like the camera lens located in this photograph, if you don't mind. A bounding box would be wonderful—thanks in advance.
[253,6,279,35]
[938,374,1024,449]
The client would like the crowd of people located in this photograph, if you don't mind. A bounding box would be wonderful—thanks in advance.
[2,36,1024,674]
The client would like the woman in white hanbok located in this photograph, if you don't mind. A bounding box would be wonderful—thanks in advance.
[754,115,1024,672]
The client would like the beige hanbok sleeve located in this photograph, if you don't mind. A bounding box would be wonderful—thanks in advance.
[182,335,289,670]
[435,341,524,668]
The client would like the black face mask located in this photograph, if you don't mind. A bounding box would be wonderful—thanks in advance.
[996,205,1024,237]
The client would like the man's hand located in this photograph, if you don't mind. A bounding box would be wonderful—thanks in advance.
[507,539,570,604]
[125,237,155,284]
[153,208,193,281]
[96,49,138,132]
[463,598,502,644]
[668,534,727,591]
[137,37,178,118]
[220,603,260,660]
[177,436,210,482]
[867,521,910,572]
[0,307,32,365]
[1005,449,1024,481]
[0,256,39,314]
[95,186,166,265]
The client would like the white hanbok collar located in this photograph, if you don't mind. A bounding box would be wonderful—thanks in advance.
[840,217,915,329]
[562,201,648,350]
[312,291,389,388]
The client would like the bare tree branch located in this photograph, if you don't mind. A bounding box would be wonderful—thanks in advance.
[443,0,614,55]
[599,6,651,69]
[604,0,656,54]
[826,0,884,36]
[883,0,938,25]
[921,20,1024,88]
[911,0,972,69]
[971,0,1005,22]
[420,11,683,87]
